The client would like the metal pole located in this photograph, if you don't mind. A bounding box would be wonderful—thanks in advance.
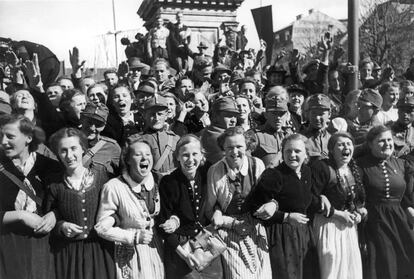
[112,0,118,66]
[348,0,359,91]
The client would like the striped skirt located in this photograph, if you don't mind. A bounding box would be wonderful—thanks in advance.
[218,214,272,279]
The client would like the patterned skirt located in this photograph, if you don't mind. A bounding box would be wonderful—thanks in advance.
[218,214,272,279]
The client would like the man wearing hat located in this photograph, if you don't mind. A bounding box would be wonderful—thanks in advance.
[302,94,332,162]
[81,102,121,178]
[264,65,287,90]
[348,88,383,146]
[141,94,180,175]
[189,41,212,66]
[210,64,233,99]
[251,95,294,167]
[392,96,414,157]
[126,57,150,91]
[200,96,239,165]
[134,79,157,110]
[287,84,308,128]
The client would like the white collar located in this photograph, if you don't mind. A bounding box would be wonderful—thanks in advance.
[122,170,154,192]
[223,156,249,181]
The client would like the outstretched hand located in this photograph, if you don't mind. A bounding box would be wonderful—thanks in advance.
[69,47,86,74]
[23,53,42,89]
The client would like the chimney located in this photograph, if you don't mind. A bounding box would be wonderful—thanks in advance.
[309,9,314,14]
[296,14,303,20]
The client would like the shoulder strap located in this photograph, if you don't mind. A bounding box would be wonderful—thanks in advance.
[0,163,42,206]
[153,134,173,171]
[82,140,106,166]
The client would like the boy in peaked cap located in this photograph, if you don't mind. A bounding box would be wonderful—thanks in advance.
[251,96,294,168]
[80,102,121,178]
[392,96,414,157]
[140,94,180,175]
[348,88,383,146]
[201,96,239,165]
[302,94,332,162]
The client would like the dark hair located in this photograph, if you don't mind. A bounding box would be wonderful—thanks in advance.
[103,69,117,77]
[0,114,45,153]
[327,132,354,154]
[46,82,62,90]
[281,133,308,156]
[49,127,88,156]
[217,126,256,152]
[59,89,85,113]
[56,76,72,83]
[175,76,193,90]
[327,132,355,164]
[366,125,391,145]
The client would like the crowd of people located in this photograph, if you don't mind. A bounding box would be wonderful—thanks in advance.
[1,11,414,279]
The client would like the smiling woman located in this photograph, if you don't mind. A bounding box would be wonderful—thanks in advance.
[46,127,116,279]
[357,125,414,279]
[0,114,61,279]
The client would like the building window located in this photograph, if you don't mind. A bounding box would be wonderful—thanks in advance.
[275,34,280,43]
[285,31,290,41]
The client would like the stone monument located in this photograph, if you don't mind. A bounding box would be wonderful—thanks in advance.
[137,0,245,56]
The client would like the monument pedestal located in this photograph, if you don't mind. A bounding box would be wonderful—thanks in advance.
[137,0,244,56]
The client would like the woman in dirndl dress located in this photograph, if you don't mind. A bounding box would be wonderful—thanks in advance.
[96,135,164,279]
[246,133,320,279]
[357,125,414,279]
[205,126,272,279]
[311,132,366,279]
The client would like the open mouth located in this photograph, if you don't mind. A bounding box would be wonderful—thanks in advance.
[341,149,352,159]
[139,161,150,171]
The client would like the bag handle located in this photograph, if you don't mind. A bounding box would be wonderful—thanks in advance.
[0,163,42,206]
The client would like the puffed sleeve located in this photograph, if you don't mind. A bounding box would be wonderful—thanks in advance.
[96,181,136,245]
[205,164,220,219]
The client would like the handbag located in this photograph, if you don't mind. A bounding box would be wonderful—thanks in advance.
[180,224,227,271]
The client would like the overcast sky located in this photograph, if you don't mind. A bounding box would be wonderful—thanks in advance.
[0,0,349,67]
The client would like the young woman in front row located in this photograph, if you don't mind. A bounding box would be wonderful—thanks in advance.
[46,128,116,279]
[311,132,366,279]
[247,133,320,279]
[158,134,223,279]
[205,126,272,279]
[357,125,414,279]
[96,136,164,279]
